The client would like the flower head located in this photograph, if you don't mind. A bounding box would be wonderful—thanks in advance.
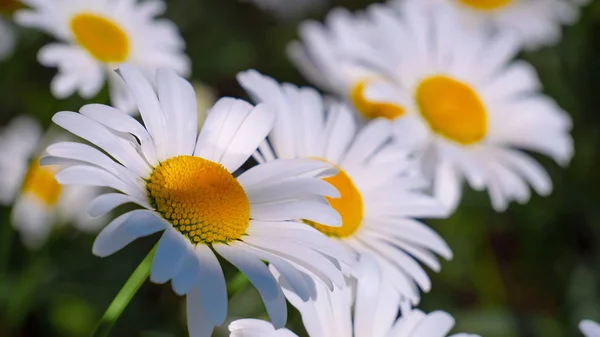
[229,254,478,337]
[395,0,589,50]
[44,64,353,337]
[238,70,452,304]
[15,0,190,114]
[0,116,104,249]
[289,5,573,213]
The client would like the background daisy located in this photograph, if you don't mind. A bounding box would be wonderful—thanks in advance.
[239,70,452,303]
[44,65,352,337]
[229,254,478,337]
[395,0,589,50]
[14,0,190,114]
[290,4,574,213]
[581,320,600,337]
[0,116,105,249]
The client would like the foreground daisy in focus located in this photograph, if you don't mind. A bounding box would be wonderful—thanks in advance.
[395,0,588,50]
[15,0,190,114]
[289,5,573,213]
[238,70,452,304]
[0,116,104,249]
[229,254,477,337]
[43,64,352,337]
[581,320,600,337]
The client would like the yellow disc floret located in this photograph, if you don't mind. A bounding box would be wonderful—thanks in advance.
[458,0,512,11]
[351,80,405,120]
[21,160,62,206]
[416,75,487,145]
[147,156,250,245]
[307,163,363,238]
[70,13,130,63]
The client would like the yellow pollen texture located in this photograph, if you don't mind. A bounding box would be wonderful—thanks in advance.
[21,160,62,206]
[307,163,363,238]
[351,80,405,120]
[147,156,250,245]
[70,13,130,63]
[416,75,487,145]
[458,0,512,11]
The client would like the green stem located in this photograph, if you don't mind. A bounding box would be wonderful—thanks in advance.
[227,271,250,297]
[91,243,158,337]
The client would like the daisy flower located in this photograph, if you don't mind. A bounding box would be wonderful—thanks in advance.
[288,5,573,212]
[229,254,478,337]
[581,320,600,337]
[0,0,19,60]
[238,70,452,303]
[14,0,190,114]
[0,116,105,249]
[394,0,589,50]
[42,64,352,337]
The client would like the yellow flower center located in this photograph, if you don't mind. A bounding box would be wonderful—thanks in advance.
[0,0,21,15]
[147,156,250,245]
[416,75,487,145]
[307,163,363,238]
[351,80,405,120]
[70,13,130,63]
[21,160,62,206]
[457,0,513,11]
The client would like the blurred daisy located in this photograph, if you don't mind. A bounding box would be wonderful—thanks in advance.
[43,64,352,337]
[289,6,573,213]
[581,320,600,337]
[0,0,20,60]
[0,116,104,249]
[238,70,451,304]
[229,254,477,337]
[241,0,328,18]
[395,0,588,50]
[14,0,190,114]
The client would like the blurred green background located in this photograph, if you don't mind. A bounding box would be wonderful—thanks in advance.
[1,0,600,336]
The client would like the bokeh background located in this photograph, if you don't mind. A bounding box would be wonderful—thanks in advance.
[1,0,600,336]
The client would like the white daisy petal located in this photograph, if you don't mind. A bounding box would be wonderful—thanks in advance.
[171,244,201,296]
[237,158,336,189]
[239,241,315,302]
[156,68,198,157]
[250,199,341,227]
[186,286,216,337]
[215,242,287,329]
[217,103,275,172]
[322,103,357,164]
[580,320,600,337]
[245,177,340,204]
[92,210,167,257]
[55,165,145,201]
[150,227,188,284]
[118,64,169,159]
[194,244,228,325]
[87,193,149,218]
[243,236,345,289]
[52,111,151,178]
[341,118,393,168]
[79,104,159,166]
